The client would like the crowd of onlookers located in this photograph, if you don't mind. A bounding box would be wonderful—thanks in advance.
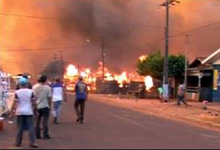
[10,74,88,148]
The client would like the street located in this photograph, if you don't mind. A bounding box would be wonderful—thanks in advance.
[1,93,220,149]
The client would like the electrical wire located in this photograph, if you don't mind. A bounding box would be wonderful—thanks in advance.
[0,13,60,21]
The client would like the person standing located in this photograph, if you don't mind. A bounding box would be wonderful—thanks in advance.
[157,86,163,103]
[177,81,188,106]
[11,77,38,148]
[75,76,88,124]
[51,78,66,124]
[33,75,52,139]
[16,74,32,90]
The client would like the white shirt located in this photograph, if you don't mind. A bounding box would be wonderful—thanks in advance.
[15,88,34,116]
[52,83,63,102]
[178,84,185,96]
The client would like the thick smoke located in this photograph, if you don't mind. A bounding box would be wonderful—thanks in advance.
[1,0,220,75]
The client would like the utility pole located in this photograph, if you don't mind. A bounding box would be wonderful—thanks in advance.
[184,34,189,87]
[59,50,65,81]
[87,32,106,81]
[160,0,180,101]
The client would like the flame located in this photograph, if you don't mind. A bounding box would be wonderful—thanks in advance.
[80,71,87,78]
[66,64,78,77]
[85,68,91,74]
[145,75,154,91]
[105,73,114,81]
[64,62,155,92]
[116,72,128,87]
[139,55,148,62]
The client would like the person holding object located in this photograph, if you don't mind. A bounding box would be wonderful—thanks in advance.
[11,77,38,148]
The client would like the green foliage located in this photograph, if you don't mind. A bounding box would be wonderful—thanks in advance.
[137,52,164,79]
[168,55,185,78]
[137,52,185,80]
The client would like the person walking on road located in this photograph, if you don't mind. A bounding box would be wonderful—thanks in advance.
[11,77,38,148]
[33,75,52,139]
[74,76,88,124]
[51,78,67,124]
[177,81,188,106]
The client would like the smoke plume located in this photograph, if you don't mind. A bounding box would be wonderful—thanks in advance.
[1,0,220,76]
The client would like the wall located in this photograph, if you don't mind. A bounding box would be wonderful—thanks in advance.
[212,65,220,102]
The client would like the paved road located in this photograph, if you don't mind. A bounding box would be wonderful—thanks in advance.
[1,93,220,149]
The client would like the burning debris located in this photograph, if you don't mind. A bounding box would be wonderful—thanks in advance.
[145,75,154,91]
[66,64,78,77]
[64,59,154,95]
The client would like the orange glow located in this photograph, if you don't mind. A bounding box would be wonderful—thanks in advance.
[64,62,155,91]
[85,68,91,74]
[139,55,148,62]
[66,64,78,77]
[105,73,114,81]
[145,76,154,91]
[80,71,87,78]
[116,72,128,87]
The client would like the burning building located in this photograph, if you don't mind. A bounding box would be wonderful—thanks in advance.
[64,60,155,98]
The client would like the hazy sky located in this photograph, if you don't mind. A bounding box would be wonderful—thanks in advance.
[1,0,220,75]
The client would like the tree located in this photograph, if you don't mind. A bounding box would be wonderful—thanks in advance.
[168,55,186,97]
[137,52,185,80]
[168,55,185,79]
[137,52,164,79]
[137,52,185,98]
[40,60,63,80]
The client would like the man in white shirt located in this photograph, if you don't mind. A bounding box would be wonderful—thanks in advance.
[11,77,38,148]
[33,75,52,139]
[51,78,66,124]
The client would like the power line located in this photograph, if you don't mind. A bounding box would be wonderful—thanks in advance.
[98,21,164,29]
[0,44,89,52]
[0,12,164,30]
[170,19,220,38]
[2,18,220,53]
[0,13,60,21]
[145,18,220,46]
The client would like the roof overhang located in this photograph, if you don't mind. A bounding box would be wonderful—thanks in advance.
[202,48,220,65]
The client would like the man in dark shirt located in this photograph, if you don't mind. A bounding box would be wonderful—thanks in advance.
[74,76,88,124]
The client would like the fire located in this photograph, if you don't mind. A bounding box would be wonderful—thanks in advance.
[116,72,128,87]
[64,61,154,93]
[85,68,91,74]
[105,73,114,81]
[139,55,148,62]
[80,71,87,78]
[66,64,78,77]
[145,75,154,91]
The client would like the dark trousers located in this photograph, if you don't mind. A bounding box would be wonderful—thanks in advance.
[74,99,85,121]
[16,115,35,145]
[36,107,50,138]
[177,95,188,106]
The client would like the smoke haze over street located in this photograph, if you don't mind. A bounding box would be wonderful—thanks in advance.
[1,0,220,75]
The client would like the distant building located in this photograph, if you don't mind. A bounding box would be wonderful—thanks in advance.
[186,48,220,102]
